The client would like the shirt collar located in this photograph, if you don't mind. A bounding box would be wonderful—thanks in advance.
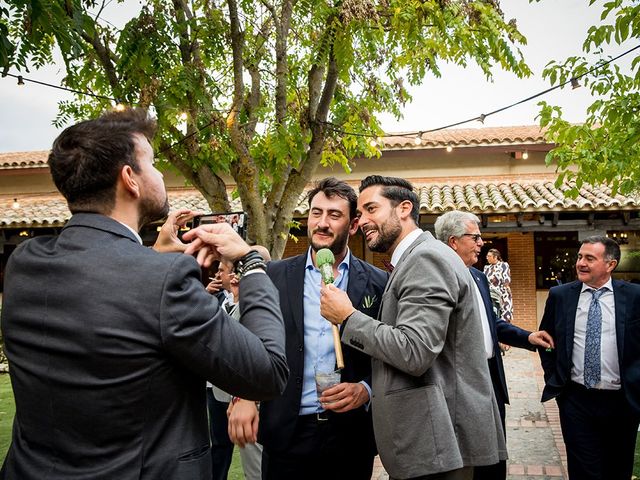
[390,228,423,267]
[581,277,613,293]
[118,221,143,245]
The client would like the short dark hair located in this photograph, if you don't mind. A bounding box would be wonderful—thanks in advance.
[48,108,156,214]
[359,175,420,225]
[581,235,621,265]
[307,177,358,220]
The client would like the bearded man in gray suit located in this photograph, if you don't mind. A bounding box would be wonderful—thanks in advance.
[320,175,505,480]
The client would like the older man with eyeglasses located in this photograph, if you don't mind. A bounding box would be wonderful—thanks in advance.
[434,210,554,480]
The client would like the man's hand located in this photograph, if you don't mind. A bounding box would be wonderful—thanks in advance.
[152,209,200,253]
[528,330,555,350]
[319,382,369,413]
[320,284,356,326]
[227,399,259,447]
[205,276,223,294]
[183,222,251,267]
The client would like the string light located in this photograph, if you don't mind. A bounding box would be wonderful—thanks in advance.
[12,198,19,209]
[3,43,638,150]
[522,151,529,160]
[446,145,453,153]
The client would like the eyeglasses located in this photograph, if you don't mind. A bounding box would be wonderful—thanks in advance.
[461,233,482,242]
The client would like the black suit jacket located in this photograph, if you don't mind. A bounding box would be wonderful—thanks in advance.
[538,279,640,414]
[0,213,288,480]
[259,252,387,455]
[469,267,533,406]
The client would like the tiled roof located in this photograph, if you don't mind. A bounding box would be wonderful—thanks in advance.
[383,125,550,150]
[0,151,49,169]
[0,125,550,170]
[2,179,636,228]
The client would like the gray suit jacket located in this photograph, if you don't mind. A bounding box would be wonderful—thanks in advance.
[342,231,506,478]
[1,213,288,480]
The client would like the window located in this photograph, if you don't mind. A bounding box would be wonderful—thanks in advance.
[534,232,578,289]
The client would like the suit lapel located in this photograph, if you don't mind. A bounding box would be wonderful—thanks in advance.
[346,257,368,332]
[383,231,428,294]
[566,282,582,362]
[286,255,307,344]
[612,279,626,363]
[470,268,498,344]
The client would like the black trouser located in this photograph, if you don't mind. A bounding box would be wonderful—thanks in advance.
[262,412,374,480]
[557,382,639,480]
[207,389,234,480]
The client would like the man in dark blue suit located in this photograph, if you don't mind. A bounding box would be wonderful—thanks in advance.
[539,235,640,480]
[435,210,554,480]
[227,177,387,480]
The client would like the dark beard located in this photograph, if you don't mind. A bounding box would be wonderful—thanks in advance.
[139,195,170,229]
[365,213,401,253]
[309,227,350,257]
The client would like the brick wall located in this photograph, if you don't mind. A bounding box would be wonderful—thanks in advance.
[507,232,538,332]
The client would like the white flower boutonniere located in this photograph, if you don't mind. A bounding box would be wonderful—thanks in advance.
[362,295,377,309]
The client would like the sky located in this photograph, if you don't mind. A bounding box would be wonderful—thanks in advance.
[0,0,630,153]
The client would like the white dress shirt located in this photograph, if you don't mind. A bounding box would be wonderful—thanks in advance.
[471,280,495,359]
[570,278,620,390]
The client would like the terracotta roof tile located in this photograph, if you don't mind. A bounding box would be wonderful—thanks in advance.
[2,179,637,228]
[0,125,550,170]
[383,125,550,150]
[0,151,49,169]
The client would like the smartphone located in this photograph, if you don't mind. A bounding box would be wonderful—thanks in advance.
[192,211,248,240]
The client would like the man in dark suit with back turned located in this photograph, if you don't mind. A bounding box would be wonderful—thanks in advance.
[434,210,554,480]
[227,177,387,480]
[0,108,288,480]
[539,235,640,480]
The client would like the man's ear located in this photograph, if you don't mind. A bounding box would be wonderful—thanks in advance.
[120,165,140,199]
[397,200,413,220]
[348,216,359,236]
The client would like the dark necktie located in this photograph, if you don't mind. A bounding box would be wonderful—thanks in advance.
[584,288,605,388]
[382,260,394,273]
[224,302,234,314]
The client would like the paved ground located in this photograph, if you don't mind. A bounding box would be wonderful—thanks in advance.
[370,347,568,480]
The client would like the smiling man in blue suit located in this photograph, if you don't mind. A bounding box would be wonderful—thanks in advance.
[539,235,640,480]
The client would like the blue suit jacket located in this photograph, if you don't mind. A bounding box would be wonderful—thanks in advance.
[259,253,387,455]
[538,279,640,415]
[469,267,533,406]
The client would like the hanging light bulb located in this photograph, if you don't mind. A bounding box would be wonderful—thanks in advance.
[478,114,486,124]
[570,78,580,89]
[17,76,25,86]
[12,198,19,209]
[522,151,529,160]
[414,133,422,146]
[446,145,453,153]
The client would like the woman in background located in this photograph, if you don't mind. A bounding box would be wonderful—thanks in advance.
[484,248,513,323]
